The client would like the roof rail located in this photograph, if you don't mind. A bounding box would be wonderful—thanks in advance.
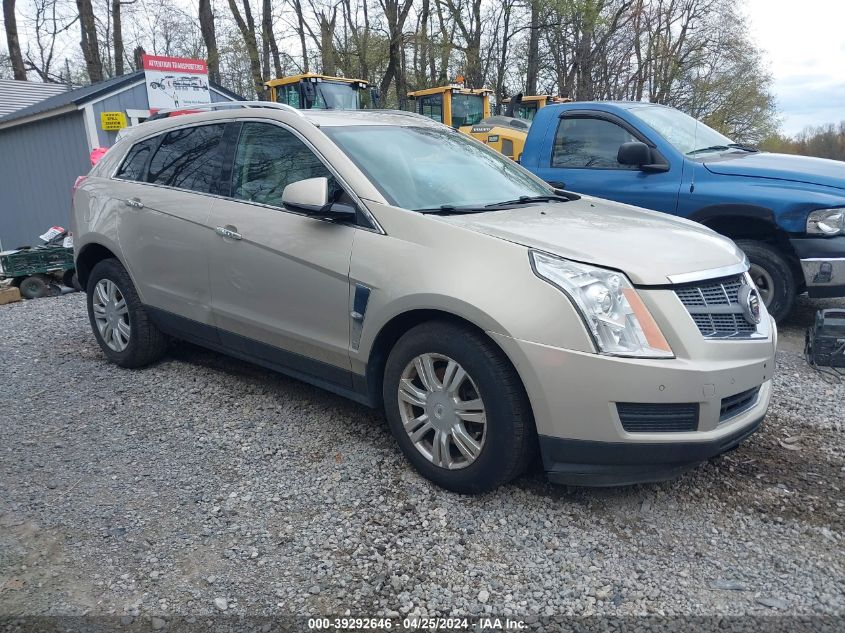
[151,101,306,118]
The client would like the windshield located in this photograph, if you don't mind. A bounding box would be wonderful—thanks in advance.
[314,82,360,110]
[451,94,485,128]
[629,105,734,155]
[322,125,552,211]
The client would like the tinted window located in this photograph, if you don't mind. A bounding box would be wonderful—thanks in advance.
[116,137,156,181]
[231,122,338,208]
[278,84,301,108]
[552,117,637,169]
[146,124,226,192]
[417,94,443,123]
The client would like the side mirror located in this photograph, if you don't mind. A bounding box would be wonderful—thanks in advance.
[617,141,651,166]
[282,177,356,221]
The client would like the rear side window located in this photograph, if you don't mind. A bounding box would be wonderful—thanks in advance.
[552,117,638,169]
[146,124,226,193]
[115,138,157,181]
[231,122,338,208]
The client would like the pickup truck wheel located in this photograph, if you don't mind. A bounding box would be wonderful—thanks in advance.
[736,240,796,322]
[383,321,534,494]
[86,258,169,368]
[18,275,50,299]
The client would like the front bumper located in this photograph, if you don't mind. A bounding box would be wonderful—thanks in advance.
[791,236,845,298]
[489,322,775,486]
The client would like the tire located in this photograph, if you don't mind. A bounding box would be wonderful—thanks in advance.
[18,275,49,299]
[62,269,82,291]
[382,321,534,494]
[86,258,169,368]
[736,240,796,322]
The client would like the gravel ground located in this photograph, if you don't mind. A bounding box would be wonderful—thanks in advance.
[0,292,843,623]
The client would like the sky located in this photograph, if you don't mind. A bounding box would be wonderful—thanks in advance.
[745,0,845,135]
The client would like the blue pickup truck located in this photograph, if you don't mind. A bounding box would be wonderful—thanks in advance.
[519,102,845,320]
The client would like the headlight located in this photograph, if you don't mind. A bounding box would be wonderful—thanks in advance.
[530,251,673,358]
[807,208,844,235]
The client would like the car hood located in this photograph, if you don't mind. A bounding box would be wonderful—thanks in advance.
[436,197,745,286]
[703,151,845,190]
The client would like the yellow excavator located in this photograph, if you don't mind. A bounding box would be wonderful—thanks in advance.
[265,73,376,110]
[407,80,531,161]
[501,94,572,121]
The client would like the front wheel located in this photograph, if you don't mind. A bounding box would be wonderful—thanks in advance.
[736,240,796,322]
[383,321,534,494]
[86,258,169,368]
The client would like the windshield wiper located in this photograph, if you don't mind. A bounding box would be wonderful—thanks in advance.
[483,194,570,209]
[687,143,758,156]
[414,205,488,215]
[726,143,759,152]
[686,145,730,155]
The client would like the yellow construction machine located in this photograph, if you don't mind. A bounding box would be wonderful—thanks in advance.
[407,80,533,160]
[501,94,572,121]
[265,73,375,110]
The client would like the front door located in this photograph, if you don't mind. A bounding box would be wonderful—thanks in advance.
[208,121,357,384]
[532,113,682,213]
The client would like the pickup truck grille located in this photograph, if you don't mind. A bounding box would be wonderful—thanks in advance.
[674,275,758,338]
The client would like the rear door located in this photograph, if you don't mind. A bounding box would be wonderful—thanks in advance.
[115,122,227,327]
[207,120,358,384]
[532,111,682,213]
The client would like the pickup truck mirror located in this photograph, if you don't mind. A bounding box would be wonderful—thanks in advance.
[617,141,651,166]
[618,141,670,173]
[282,177,356,221]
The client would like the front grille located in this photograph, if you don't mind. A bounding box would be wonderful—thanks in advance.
[719,386,760,422]
[675,274,758,338]
[617,402,699,432]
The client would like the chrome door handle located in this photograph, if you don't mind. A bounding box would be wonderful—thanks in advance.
[215,225,242,240]
[125,198,144,208]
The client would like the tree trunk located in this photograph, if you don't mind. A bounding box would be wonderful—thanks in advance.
[292,0,309,72]
[227,0,265,97]
[199,0,220,83]
[112,0,124,76]
[76,0,103,82]
[525,0,540,94]
[318,7,337,75]
[3,0,26,79]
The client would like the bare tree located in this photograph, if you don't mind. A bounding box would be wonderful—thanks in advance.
[75,0,103,81]
[377,0,412,105]
[3,0,27,78]
[198,0,219,82]
[227,0,264,96]
[23,0,78,81]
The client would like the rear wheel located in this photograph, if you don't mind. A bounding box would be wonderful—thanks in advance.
[736,240,796,322]
[383,321,534,494]
[86,258,169,368]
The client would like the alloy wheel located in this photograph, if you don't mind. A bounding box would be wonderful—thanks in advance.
[397,353,487,470]
[92,279,131,352]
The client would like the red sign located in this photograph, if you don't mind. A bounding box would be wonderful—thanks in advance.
[142,54,207,75]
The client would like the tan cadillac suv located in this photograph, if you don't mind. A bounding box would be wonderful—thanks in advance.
[71,103,776,493]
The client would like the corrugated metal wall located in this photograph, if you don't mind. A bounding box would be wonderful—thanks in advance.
[0,112,90,250]
[92,81,149,146]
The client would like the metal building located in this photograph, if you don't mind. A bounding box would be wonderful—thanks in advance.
[0,71,241,250]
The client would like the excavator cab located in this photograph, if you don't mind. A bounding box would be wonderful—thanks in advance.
[265,74,376,110]
[407,81,492,131]
[501,94,572,121]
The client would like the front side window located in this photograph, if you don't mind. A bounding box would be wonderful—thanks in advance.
[417,94,443,123]
[115,137,157,181]
[146,124,226,192]
[552,117,638,169]
[451,94,484,128]
[322,125,551,211]
[231,122,338,208]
